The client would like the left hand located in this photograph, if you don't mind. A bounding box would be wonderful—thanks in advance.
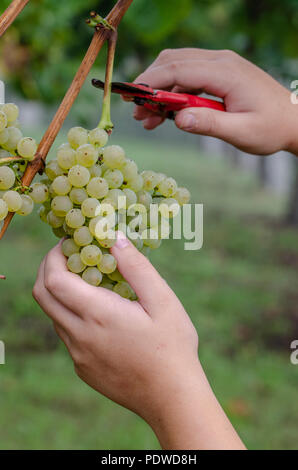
[32,233,199,430]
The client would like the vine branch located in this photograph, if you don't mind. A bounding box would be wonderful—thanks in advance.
[0,0,134,240]
[0,0,30,37]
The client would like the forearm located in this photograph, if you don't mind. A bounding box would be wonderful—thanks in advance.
[148,361,245,450]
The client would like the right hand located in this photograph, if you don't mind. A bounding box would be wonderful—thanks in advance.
[134,48,298,156]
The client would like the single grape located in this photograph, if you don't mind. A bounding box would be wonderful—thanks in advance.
[82,267,103,286]
[100,197,117,211]
[0,166,15,190]
[86,177,109,199]
[80,244,102,266]
[89,163,102,177]
[81,198,101,218]
[157,177,178,197]
[30,183,49,204]
[0,129,9,146]
[159,198,180,218]
[51,176,72,196]
[2,103,19,122]
[39,206,49,223]
[121,159,138,181]
[122,188,137,208]
[52,226,66,239]
[173,187,191,205]
[141,228,161,249]
[3,190,22,212]
[51,195,73,217]
[108,269,124,282]
[0,199,8,220]
[45,160,64,181]
[47,211,64,228]
[107,189,124,207]
[89,216,105,237]
[17,137,37,160]
[69,187,88,205]
[76,144,98,168]
[63,220,75,236]
[104,169,123,189]
[67,253,86,274]
[126,174,143,192]
[7,119,20,128]
[137,190,152,210]
[62,238,80,257]
[68,165,90,188]
[98,253,117,274]
[57,144,77,170]
[113,281,135,299]
[0,110,7,132]
[141,170,160,191]
[73,226,93,246]
[89,128,108,147]
[96,236,116,249]
[67,127,89,149]
[100,279,115,291]
[16,194,34,216]
[4,127,23,151]
[155,173,166,186]
[103,145,125,169]
[65,208,85,229]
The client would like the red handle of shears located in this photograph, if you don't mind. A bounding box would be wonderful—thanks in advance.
[141,89,225,115]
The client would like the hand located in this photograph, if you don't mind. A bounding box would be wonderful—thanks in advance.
[33,232,244,449]
[134,48,298,156]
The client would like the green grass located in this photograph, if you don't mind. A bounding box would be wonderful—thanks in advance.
[0,134,298,449]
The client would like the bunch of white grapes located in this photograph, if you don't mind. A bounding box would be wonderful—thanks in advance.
[2,119,190,299]
[0,103,39,222]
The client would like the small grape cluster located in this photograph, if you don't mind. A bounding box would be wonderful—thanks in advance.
[0,103,39,221]
[40,126,191,299]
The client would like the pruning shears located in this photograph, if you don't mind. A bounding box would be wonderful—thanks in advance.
[92,79,226,120]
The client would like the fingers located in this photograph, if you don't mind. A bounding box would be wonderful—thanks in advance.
[43,242,129,321]
[111,232,174,315]
[135,60,232,99]
[175,107,254,149]
[135,48,223,83]
[133,106,165,129]
[33,257,83,334]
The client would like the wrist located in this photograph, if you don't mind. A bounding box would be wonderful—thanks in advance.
[145,359,245,450]
[145,359,206,448]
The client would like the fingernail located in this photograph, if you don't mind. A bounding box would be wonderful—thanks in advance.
[179,113,196,130]
[115,231,130,249]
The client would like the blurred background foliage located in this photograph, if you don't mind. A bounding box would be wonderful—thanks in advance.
[1,0,298,101]
[0,0,298,450]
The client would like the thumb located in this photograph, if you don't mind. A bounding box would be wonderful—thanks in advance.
[175,107,249,145]
[111,231,172,314]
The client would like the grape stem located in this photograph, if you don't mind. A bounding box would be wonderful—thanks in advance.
[0,0,134,241]
[0,156,25,166]
[0,0,30,37]
[98,30,118,133]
